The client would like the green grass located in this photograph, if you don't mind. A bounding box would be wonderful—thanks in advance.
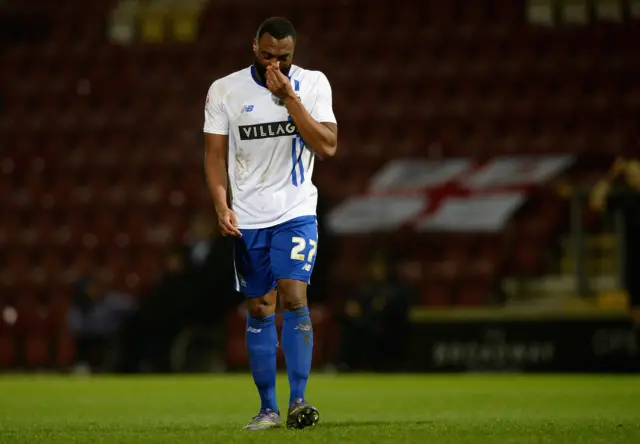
[0,374,639,443]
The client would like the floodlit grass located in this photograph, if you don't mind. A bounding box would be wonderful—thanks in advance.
[0,373,638,443]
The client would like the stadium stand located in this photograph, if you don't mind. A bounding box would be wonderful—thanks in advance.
[1,0,639,368]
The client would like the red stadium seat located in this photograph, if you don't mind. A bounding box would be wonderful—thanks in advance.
[420,280,454,307]
[225,307,248,368]
[512,242,546,276]
[15,293,51,336]
[455,258,497,306]
[1,0,637,354]
[23,335,50,367]
[0,335,15,368]
[55,332,75,368]
[421,261,458,307]
[48,290,72,336]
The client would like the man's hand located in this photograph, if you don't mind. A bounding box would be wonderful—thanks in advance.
[217,207,242,237]
[266,64,295,100]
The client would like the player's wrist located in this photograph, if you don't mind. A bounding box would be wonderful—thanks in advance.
[282,93,299,107]
[214,202,229,214]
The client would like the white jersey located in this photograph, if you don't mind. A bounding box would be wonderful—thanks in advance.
[204,65,336,229]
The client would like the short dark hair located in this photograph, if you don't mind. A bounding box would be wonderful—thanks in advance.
[256,17,296,41]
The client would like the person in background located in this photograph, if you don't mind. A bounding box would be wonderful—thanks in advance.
[590,157,640,349]
[337,252,411,372]
[67,276,135,374]
[117,244,193,373]
[181,212,241,327]
[117,212,241,373]
[183,213,217,270]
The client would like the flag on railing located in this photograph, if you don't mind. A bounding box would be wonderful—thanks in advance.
[326,156,574,233]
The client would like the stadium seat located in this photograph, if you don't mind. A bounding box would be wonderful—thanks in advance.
[224,307,247,369]
[442,238,476,266]
[54,332,75,368]
[420,280,454,307]
[455,258,497,306]
[512,242,546,276]
[23,335,50,367]
[2,0,639,369]
[15,293,51,336]
[47,286,72,329]
[421,261,458,307]
[0,335,15,368]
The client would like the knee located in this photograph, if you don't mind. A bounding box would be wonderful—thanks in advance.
[247,296,276,319]
[277,280,309,312]
[281,289,307,312]
[282,298,306,312]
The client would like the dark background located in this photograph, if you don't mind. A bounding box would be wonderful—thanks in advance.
[1,0,639,374]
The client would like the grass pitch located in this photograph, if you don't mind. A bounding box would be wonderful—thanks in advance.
[0,374,638,443]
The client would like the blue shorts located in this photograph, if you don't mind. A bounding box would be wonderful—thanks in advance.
[233,215,318,298]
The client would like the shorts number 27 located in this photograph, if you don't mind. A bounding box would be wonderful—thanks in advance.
[290,237,317,263]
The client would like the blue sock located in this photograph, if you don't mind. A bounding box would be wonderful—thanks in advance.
[281,306,313,406]
[246,314,278,412]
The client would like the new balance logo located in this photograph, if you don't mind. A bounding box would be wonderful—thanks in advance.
[242,105,254,113]
[247,327,262,333]
[239,121,298,140]
[302,264,312,272]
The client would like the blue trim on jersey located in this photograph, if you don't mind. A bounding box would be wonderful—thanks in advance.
[297,137,305,184]
[250,65,265,87]
[290,79,304,186]
[291,136,298,186]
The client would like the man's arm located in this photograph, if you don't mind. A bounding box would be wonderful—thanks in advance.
[283,97,337,159]
[204,134,229,213]
[204,134,241,237]
[203,82,241,237]
[267,66,338,159]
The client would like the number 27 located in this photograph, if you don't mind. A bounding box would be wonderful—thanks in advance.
[290,237,317,262]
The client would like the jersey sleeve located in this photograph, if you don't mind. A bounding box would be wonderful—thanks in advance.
[309,72,337,124]
[203,81,229,135]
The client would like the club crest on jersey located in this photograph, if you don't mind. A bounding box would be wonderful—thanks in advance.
[239,121,298,140]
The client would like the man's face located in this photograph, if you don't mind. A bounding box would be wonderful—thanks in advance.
[253,33,295,80]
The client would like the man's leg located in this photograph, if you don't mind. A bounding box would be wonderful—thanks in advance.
[271,216,319,429]
[278,279,313,404]
[234,229,281,430]
[245,290,278,415]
